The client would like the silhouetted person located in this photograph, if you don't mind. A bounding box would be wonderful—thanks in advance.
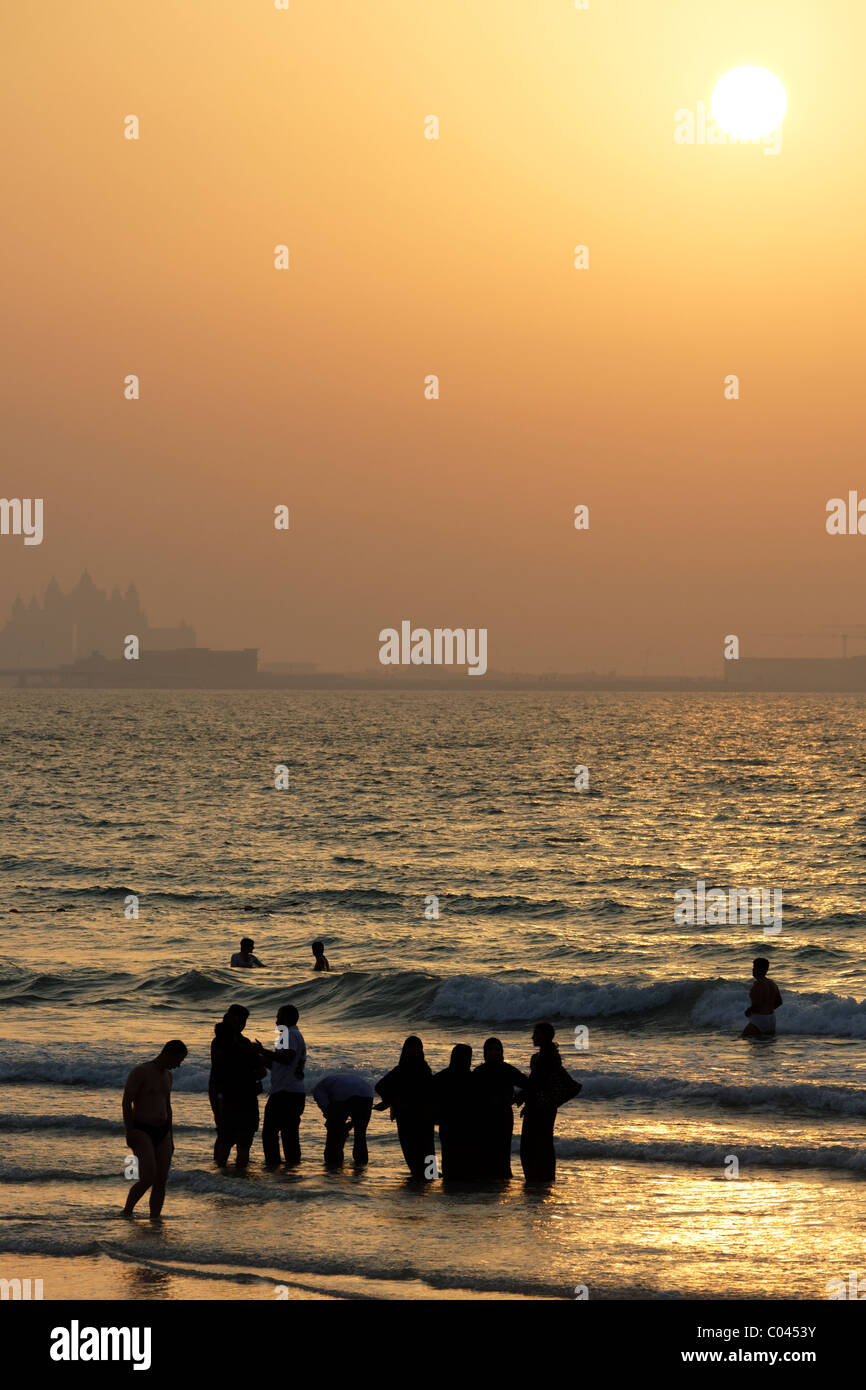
[742,957,783,1038]
[432,1044,474,1179]
[230,937,263,968]
[472,1038,528,1179]
[311,940,330,972]
[122,1040,187,1218]
[313,1072,375,1166]
[375,1035,435,1179]
[255,1005,306,1167]
[519,1022,581,1183]
[209,1005,266,1167]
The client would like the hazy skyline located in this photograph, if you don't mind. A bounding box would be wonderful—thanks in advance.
[3,569,866,676]
[5,1,866,675]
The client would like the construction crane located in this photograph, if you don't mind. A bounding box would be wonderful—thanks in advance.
[821,625,866,659]
[755,628,866,659]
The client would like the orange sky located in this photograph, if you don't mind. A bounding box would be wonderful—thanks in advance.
[3,1,866,673]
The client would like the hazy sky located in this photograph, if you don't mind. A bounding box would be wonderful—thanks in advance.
[4,1,866,673]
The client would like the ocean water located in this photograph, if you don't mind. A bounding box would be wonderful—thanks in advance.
[0,690,864,1300]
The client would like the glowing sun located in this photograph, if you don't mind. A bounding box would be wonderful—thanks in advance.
[711,66,787,139]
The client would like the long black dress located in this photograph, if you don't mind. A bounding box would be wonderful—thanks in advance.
[375,1059,435,1178]
[432,1052,475,1178]
[472,1060,529,1178]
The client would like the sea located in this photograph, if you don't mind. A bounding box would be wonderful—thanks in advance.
[0,690,864,1301]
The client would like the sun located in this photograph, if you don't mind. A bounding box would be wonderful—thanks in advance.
[711,66,787,140]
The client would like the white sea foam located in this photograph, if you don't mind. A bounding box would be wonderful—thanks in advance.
[429,975,866,1037]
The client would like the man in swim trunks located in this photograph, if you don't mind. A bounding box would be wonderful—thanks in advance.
[122,1039,188,1218]
[742,957,783,1038]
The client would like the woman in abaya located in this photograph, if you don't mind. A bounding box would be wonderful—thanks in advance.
[375,1034,435,1179]
[431,1044,474,1179]
[471,1037,529,1179]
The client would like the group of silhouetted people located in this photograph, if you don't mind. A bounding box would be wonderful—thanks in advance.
[121,1008,582,1215]
[379,1028,581,1182]
[120,956,783,1217]
[229,938,330,971]
[202,1006,581,1185]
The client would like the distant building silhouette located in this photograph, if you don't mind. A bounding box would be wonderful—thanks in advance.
[0,572,195,669]
[724,654,866,691]
[59,647,257,688]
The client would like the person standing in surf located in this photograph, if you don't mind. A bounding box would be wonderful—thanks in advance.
[741,957,783,1038]
[471,1038,529,1180]
[209,1005,266,1167]
[121,1040,188,1218]
[432,1044,475,1179]
[255,1004,307,1167]
[374,1036,435,1179]
[518,1022,581,1183]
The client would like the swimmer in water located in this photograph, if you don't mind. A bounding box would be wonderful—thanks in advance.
[311,940,330,972]
[742,957,782,1039]
[230,937,264,968]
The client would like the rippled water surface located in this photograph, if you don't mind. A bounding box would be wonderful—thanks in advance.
[1,691,864,1298]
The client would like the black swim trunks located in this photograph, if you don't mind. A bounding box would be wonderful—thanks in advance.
[133,1120,171,1147]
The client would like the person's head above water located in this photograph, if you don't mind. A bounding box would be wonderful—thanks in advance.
[276,1004,299,1027]
[449,1043,472,1071]
[532,1020,557,1050]
[158,1040,188,1070]
[240,938,255,954]
[399,1035,425,1065]
[311,941,325,957]
[483,1037,504,1064]
[753,957,770,978]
